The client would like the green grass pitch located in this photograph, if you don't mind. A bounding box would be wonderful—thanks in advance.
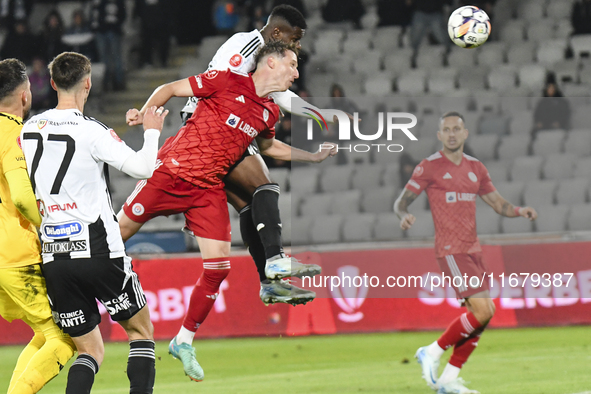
[1,326,589,393]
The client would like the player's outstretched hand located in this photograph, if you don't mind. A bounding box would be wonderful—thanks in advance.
[126,108,143,126]
[143,106,169,132]
[518,206,538,221]
[400,213,416,230]
[312,142,337,163]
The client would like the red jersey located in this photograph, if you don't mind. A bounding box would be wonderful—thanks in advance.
[158,69,279,188]
[405,151,496,258]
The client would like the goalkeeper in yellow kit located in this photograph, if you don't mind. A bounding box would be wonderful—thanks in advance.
[0,58,75,394]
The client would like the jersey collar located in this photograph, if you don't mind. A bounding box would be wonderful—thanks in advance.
[0,111,23,125]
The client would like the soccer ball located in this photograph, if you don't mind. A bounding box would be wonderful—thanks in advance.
[448,6,491,48]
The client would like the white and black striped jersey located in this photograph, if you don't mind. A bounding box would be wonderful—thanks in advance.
[21,109,137,263]
[181,29,264,115]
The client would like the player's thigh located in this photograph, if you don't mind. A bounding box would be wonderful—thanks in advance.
[437,253,490,298]
[0,265,53,325]
[184,187,232,245]
[225,153,272,196]
[225,186,250,212]
[195,237,231,259]
[118,304,153,341]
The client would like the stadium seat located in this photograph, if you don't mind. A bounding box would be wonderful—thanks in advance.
[352,50,382,76]
[342,213,376,242]
[447,46,477,68]
[534,204,569,232]
[413,96,441,116]
[478,114,509,135]
[500,97,532,116]
[364,74,394,96]
[570,108,591,130]
[564,130,591,156]
[319,165,354,193]
[500,21,526,43]
[306,72,336,97]
[518,0,545,21]
[342,30,373,56]
[289,167,320,194]
[476,208,501,234]
[382,163,402,187]
[567,203,591,231]
[313,34,343,58]
[497,135,531,161]
[551,60,579,84]
[511,156,544,181]
[404,139,438,162]
[531,130,566,156]
[310,214,344,244]
[383,49,414,75]
[542,153,577,179]
[536,45,565,66]
[361,186,397,214]
[488,66,517,92]
[571,34,591,59]
[230,217,242,246]
[523,180,558,206]
[351,164,384,190]
[554,18,574,39]
[373,26,403,53]
[467,134,499,162]
[331,190,362,215]
[457,68,488,91]
[290,216,313,245]
[501,216,533,234]
[547,0,574,20]
[405,210,434,238]
[562,83,591,98]
[373,212,405,241]
[556,178,589,205]
[397,70,427,95]
[269,168,289,193]
[427,73,457,95]
[477,42,506,67]
[518,64,547,92]
[574,157,591,179]
[527,21,555,43]
[416,45,446,70]
[508,111,534,135]
[278,192,295,220]
[440,97,471,114]
[494,181,525,206]
[474,94,500,114]
[507,42,537,66]
[299,193,333,217]
[485,160,511,183]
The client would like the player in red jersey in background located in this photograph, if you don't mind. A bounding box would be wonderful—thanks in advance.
[118,41,334,382]
[394,112,537,394]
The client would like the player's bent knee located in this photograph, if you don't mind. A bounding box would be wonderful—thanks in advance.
[120,306,154,341]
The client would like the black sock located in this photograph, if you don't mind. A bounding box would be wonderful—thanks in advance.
[66,354,99,394]
[252,184,283,259]
[240,205,268,282]
[128,340,156,394]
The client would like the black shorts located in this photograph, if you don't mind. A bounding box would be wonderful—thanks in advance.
[42,256,147,337]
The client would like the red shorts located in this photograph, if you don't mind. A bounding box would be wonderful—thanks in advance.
[122,168,231,242]
[436,252,490,298]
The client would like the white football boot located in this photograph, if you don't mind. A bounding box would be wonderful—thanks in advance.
[260,279,316,305]
[437,378,480,394]
[415,346,440,390]
[265,256,321,280]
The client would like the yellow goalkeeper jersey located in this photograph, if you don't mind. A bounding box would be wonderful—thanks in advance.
[0,112,41,268]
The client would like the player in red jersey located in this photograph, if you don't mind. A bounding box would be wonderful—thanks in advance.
[117,41,334,382]
[394,112,538,394]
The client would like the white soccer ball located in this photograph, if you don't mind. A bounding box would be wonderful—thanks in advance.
[448,5,491,48]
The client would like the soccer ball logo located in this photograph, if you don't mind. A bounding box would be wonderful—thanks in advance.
[448,5,491,48]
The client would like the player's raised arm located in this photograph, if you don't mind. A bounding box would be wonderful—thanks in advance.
[394,189,419,230]
[480,190,538,221]
[256,137,336,163]
[270,89,354,123]
[126,78,196,126]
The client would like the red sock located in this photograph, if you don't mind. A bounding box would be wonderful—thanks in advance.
[449,333,481,368]
[437,312,482,350]
[182,258,230,331]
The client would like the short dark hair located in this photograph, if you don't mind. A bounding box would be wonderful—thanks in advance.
[440,111,465,123]
[269,5,307,30]
[49,52,91,91]
[0,59,28,102]
[254,40,299,65]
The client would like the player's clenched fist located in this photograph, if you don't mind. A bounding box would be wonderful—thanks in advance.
[400,213,416,230]
[143,106,168,132]
[517,206,538,221]
[126,108,143,126]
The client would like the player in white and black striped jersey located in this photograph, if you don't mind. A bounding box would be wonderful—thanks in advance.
[20,52,167,394]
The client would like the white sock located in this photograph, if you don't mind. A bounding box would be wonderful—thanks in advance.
[266,253,285,263]
[175,326,195,345]
[438,363,461,385]
[427,340,445,359]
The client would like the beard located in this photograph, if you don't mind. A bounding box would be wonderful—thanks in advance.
[23,107,31,121]
[446,143,463,153]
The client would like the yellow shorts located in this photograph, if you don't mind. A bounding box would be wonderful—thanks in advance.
[0,264,53,325]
